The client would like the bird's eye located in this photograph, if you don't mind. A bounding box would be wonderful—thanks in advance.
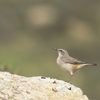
[60,50,62,52]
[61,51,65,55]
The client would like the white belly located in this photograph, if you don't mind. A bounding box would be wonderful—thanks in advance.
[59,63,73,72]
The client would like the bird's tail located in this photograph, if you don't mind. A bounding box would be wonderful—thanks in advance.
[87,63,97,66]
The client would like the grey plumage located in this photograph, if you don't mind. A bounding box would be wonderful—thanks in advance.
[61,54,97,65]
[54,48,97,82]
[61,56,85,64]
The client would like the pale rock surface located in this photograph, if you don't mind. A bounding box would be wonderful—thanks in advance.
[0,72,89,100]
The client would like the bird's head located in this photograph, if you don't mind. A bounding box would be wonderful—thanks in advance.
[54,48,69,57]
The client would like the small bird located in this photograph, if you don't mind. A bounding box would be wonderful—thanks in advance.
[54,48,97,82]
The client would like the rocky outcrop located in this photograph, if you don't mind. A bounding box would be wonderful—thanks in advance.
[0,72,89,100]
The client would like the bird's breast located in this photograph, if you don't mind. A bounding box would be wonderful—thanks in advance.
[57,57,63,66]
[57,57,72,72]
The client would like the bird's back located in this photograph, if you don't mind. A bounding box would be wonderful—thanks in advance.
[61,55,85,64]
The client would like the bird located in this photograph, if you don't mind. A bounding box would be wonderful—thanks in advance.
[54,48,97,82]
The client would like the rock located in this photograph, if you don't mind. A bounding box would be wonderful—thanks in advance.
[0,72,89,100]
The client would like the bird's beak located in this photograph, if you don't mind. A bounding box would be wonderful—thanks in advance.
[53,48,58,51]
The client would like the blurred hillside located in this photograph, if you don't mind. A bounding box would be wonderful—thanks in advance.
[0,0,100,100]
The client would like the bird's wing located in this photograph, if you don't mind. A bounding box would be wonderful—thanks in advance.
[62,56,86,64]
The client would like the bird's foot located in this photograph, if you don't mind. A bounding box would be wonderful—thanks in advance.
[64,80,72,84]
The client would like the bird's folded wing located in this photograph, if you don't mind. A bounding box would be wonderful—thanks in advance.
[62,56,86,64]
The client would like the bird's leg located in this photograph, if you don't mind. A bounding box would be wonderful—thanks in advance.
[68,74,73,83]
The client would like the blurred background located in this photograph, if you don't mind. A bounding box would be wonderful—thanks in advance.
[0,0,100,99]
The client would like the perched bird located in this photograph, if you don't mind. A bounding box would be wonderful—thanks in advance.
[54,48,97,82]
